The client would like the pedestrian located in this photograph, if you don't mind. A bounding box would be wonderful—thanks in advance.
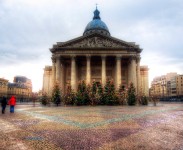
[55,96,60,106]
[1,96,7,114]
[32,94,36,107]
[8,95,16,113]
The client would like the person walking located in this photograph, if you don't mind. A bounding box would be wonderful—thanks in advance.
[55,96,60,106]
[1,96,7,114]
[8,95,16,113]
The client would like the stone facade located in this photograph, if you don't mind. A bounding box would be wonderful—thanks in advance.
[176,75,183,96]
[42,8,149,97]
[0,78,9,98]
[149,72,183,97]
[8,76,32,100]
[140,66,149,96]
[0,76,32,100]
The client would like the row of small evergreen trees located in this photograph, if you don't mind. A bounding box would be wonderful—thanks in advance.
[41,80,148,106]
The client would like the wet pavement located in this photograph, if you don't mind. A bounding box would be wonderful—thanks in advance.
[0,103,183,150]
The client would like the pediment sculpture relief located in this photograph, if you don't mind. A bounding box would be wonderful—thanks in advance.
[62,37,128,48]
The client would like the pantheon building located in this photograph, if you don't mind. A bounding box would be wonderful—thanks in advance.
[43,8,149,96]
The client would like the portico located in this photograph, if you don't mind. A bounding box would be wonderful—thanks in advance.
[52,54,139,92]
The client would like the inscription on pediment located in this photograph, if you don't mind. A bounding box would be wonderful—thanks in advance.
[62,37,128,48]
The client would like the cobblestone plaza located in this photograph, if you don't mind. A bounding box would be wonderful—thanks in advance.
[0,103,183,150]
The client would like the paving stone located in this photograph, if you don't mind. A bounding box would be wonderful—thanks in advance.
[0,103,183,150]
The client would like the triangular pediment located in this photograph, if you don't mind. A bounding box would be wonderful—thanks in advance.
[50,33,142,53]
[51,33,141,52]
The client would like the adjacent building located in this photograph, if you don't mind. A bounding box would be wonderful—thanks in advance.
[0,76,32,100]
[176,75,183,97]
[150,73,183,98]
[0,78,9,98]
[43,8,149,96]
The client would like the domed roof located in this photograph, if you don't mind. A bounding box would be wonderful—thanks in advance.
[83,8,110,36]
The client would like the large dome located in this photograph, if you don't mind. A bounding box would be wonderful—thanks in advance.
[83,8,110,36]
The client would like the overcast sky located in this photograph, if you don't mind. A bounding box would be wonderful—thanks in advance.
[0,0,183,92]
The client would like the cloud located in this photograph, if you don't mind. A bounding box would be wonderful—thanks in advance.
[0,0,183,91]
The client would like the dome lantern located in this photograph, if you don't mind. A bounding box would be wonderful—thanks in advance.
[93,7,101,20]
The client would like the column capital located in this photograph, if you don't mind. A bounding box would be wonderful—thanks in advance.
[101,55,106,60]
[86,54,91,57]
[131,55,137,59]
[71,55,76,60]
[86,55,91,60]
[116,55,122,60]
[55,54,61,59]
[136,56,141,63]
[51,56,56,63]
[129,55,137,62]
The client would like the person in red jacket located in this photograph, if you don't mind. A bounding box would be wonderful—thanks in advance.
[8,96,16,113]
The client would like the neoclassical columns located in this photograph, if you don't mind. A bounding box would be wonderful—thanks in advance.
[53,55,65,92]
[101,55,106,86]
[136,56,141,94]
[53,54,140,94]
[128,56,137,89]
[56,56,61,82]
[71,56,77,92]
[131,57,137,89]
[86,55,91,85]
[116,55,122,89]
[61,62,65,93]
[51,57,56,84]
